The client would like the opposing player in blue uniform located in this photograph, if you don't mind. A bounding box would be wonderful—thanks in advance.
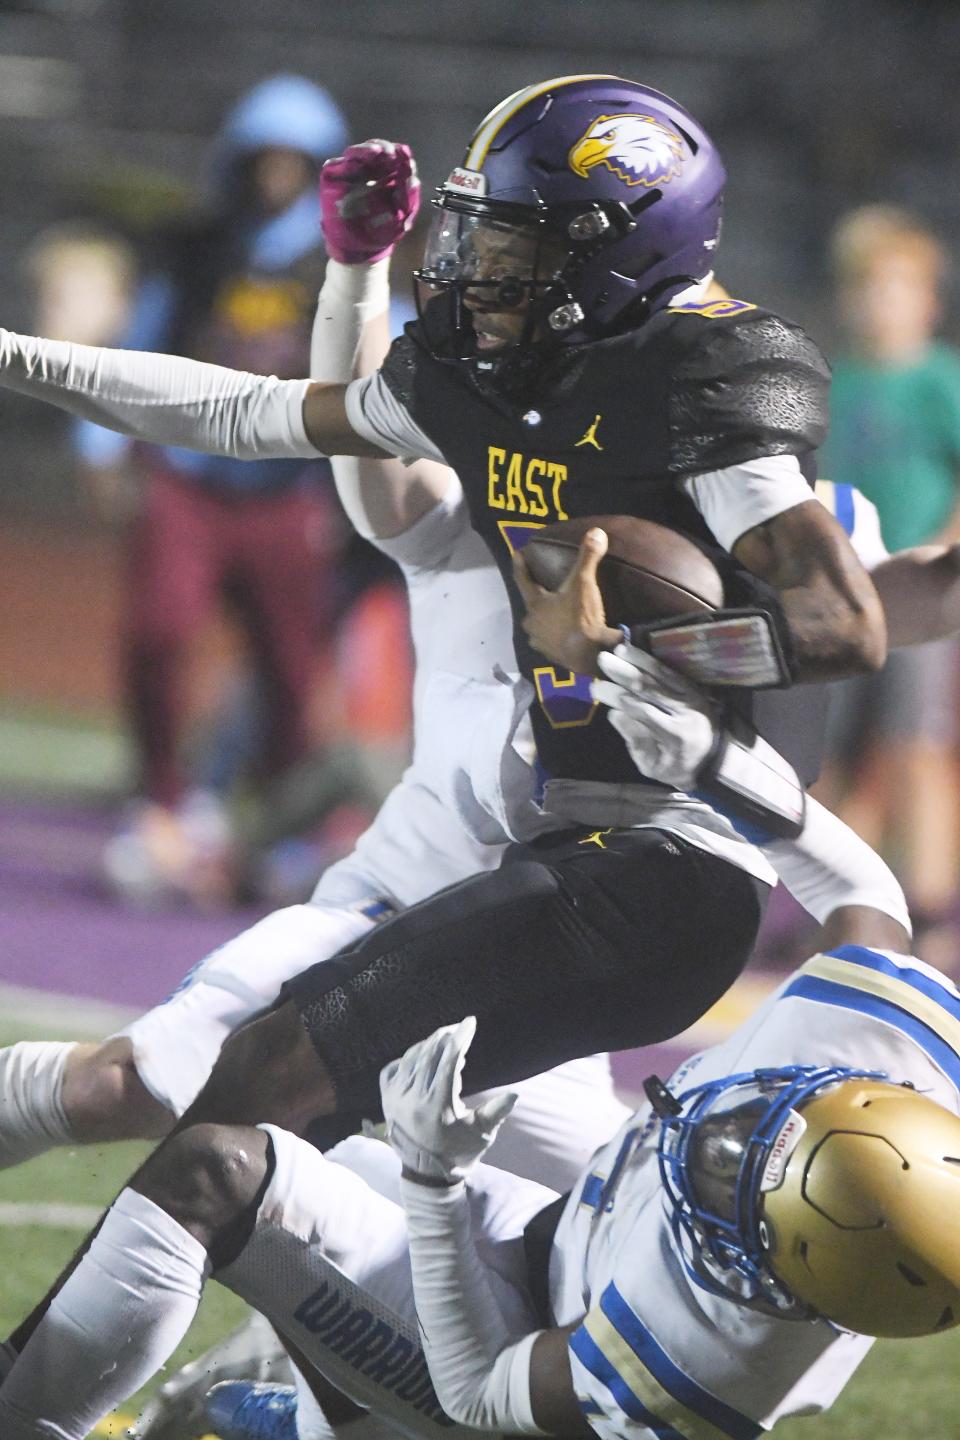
[3,751,956,1439]
[208,658,960,1440]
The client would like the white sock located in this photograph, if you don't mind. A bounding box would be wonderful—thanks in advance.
[293,1363,336,1440]
[0,1187,210,1439]
[292,1365,393,1440]
[0,1041,77,1168]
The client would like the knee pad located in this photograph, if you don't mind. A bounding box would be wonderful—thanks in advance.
[153,1122,272,1268]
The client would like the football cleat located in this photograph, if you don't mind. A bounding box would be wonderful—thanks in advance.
[204,1381,298,1440]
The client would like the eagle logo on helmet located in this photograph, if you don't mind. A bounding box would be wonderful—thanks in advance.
[568,113,686,188]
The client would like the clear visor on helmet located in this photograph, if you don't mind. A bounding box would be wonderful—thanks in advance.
[417,204,564,303]
[684,1082,773,1223]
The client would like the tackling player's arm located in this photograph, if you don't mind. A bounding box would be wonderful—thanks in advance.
[312,140,456,540]
[381,1022,598,1437]
[312,276,453,541]
[529,1325,596,1436]
[870,542,960,648]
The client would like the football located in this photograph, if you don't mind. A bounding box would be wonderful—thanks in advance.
[520,515,725,624]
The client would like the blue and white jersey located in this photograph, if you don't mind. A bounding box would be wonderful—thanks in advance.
[551,946,960,1438]
[815,479,889,572]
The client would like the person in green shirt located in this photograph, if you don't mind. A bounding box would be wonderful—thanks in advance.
[820,205,960,944]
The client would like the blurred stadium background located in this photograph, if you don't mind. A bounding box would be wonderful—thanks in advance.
[0,1,959,1434]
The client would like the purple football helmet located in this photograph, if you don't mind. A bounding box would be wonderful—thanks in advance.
[415,74,726,355]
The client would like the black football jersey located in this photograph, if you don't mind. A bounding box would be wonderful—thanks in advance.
[381,298,831,789]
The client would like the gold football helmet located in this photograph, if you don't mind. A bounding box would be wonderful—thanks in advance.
[652,1065,960,1336]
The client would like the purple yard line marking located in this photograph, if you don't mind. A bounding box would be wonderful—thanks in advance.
[2,794,118,833]
[0,890,259,1011]
[0,820,104,873]
[0,795,267,1010]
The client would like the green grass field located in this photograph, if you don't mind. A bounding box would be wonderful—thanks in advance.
[0,1016,247,1435]
[1,1015,959,1438]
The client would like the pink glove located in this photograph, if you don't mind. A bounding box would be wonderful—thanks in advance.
[320,139,421,265]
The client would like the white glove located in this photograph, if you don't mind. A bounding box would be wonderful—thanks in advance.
[380,1016,517,1184]
[592,642,720,789]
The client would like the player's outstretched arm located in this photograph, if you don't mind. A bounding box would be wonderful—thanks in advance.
[0,135,438,475]
[732,498,887,680]
[0,325,391,460]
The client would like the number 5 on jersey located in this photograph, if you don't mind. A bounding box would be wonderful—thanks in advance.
[500,521,599,730]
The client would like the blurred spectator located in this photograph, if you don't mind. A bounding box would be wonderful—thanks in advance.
[818,205,960,945]
[69,74,381,908]
[25,222,137,349]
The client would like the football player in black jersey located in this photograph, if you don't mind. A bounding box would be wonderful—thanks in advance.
[0,79,889,1404]
[250,76,886,1123]
[0,74,888,1133]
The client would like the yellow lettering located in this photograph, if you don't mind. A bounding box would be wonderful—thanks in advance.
[487,447,506,510]
[549,463,569,520]
[524,459,549,517]
[488,450,570,521]
[505,451,528,513]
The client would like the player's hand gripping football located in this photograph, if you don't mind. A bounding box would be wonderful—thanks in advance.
[512,527,622,677]
[593,641,720,789]
[320,139,421,265]
[380,1016,517,1186]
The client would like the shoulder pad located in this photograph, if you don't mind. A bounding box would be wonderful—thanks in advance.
[666,296,759,322]
[379,329,423,411]
[664,306,831,474]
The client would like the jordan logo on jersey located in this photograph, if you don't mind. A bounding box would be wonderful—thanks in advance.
[579,829,613,849]
[575,414,604,450]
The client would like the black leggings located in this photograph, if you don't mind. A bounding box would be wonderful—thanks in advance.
[288,826,769,1123]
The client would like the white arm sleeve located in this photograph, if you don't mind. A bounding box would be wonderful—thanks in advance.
[312,257,390,539]
[399,1177,546,1434]
[346,369,446,463]
[682,453,813,551]
[311,258,458,541]
[764,795,911,934]
[0,329,319,460]
[372,476,469,569]
[310,257,392,383]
